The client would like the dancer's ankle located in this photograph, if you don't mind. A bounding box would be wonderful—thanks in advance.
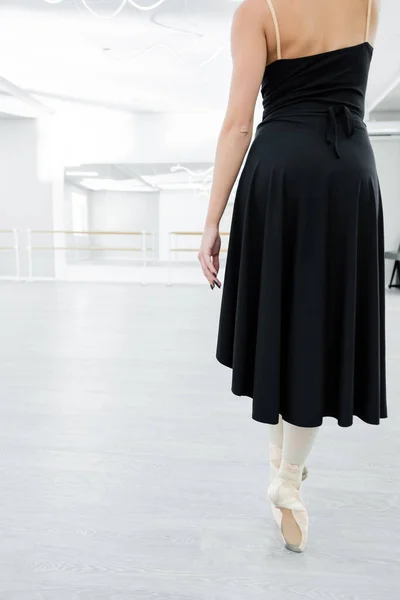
[278,458,304,488]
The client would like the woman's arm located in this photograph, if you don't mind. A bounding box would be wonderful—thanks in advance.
[198,0,268,287]
[205,0,268,228]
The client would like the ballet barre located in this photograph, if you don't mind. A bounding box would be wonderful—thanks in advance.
[29,230,153,235]
[26,229,156,281]
[1,228,230,284]
[0,229,20,280]
[169,231,230,235]
[169,248,228,252]
[29,247,152,251]
[167,231,229,285]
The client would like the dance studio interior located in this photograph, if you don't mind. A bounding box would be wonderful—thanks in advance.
[0,0,399,597]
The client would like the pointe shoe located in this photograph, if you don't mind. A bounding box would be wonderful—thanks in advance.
[268,460,309,553]
[269,444,308,528]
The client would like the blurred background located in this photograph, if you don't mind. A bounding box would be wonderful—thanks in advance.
[0,1,400,598]
[1,0,240,284]
[0,0,399,284]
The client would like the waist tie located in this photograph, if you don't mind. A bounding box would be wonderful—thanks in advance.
[326,105,356,159]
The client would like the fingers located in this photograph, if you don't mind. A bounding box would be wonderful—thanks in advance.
[198,251,221,289]
[198,252,216,282]
[211,255,221,281]
[209,255,222,287]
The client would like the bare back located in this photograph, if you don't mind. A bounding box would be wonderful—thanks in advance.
[260,0,380,65]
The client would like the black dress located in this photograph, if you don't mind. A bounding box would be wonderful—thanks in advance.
[215,41,387,428]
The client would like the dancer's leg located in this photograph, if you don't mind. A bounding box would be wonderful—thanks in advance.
[268,414,283,449]
[271,421,320,552]
[281,420,319,485]
[267,415,285,525]
[268,414,283,478]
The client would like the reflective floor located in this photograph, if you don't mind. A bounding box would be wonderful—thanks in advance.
[0,281,399,599]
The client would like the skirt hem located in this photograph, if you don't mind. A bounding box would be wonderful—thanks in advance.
[216,353,388,428]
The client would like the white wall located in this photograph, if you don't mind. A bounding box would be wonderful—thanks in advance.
[88,190,159,260]
[64,181,85,230]
[0,117,53,278]
[57,183,232,282]
[50,106,400,284]
[371,137,400,284]
[54,99,266,166]
[159,190,208,263]
[55,108,225,166]
[158,190,233,264]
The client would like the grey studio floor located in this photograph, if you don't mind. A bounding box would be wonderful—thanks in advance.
[0,280,399,600]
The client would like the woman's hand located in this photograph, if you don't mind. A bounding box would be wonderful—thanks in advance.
[198,225,222,290]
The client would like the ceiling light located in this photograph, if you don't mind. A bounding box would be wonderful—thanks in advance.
[80,178,154,192]
[158,182,211,191]
[44,0,128,18]
[81,0,128,17]
[170,164,214,180]
[44,0,172,18]
[128,0,170,10]
[66,171,99,177]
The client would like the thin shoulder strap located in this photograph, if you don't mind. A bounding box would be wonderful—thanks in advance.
[365,0,373,42]
[265,0,282,60]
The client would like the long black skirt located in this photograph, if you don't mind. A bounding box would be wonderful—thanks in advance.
[215,115,387,428]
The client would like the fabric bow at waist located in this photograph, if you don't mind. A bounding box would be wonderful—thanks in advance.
[326,104,356,159]
[259,102,363,159]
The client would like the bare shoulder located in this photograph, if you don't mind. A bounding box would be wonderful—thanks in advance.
[370,0,381,19]
[371,0,381,38]
[229,0,268,68]
[232,0,266,28]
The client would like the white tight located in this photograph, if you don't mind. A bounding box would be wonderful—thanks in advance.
[269,415,320,484]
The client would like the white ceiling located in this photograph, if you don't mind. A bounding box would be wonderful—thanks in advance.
[0,113,28,119]
[0,0,237,113]
[0,89,44,119]
[0,0,399,116]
